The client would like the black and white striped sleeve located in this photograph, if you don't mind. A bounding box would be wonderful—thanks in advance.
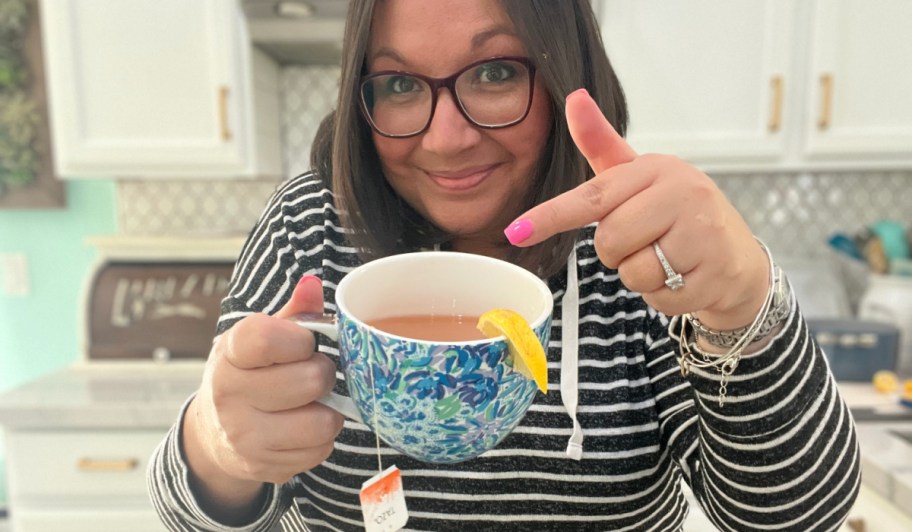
[146,397,292,531]
[644,289,861,531]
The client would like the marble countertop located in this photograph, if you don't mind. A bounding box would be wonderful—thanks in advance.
[0,363,907,431]
[0,363,204,429]
[843,382,912,519]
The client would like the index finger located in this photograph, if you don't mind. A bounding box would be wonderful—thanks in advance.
[504,89,637,246]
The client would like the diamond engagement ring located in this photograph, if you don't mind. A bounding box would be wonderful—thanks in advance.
[653,241,684,291]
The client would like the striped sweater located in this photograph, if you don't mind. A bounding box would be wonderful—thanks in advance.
[148,173,860,531]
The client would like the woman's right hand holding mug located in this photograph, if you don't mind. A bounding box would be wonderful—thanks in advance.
[182,275,344,525]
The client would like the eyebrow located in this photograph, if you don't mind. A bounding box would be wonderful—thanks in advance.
[370,26,517,66]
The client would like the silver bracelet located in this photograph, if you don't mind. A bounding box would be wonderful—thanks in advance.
[668,238,780,406]
[687,263,791,349]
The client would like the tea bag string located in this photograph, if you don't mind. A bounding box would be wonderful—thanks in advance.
[367,340,383,472]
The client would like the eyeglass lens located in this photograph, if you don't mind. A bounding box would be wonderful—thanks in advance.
[361,59,531,137]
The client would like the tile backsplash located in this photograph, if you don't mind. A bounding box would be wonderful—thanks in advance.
[714,170,910,307]
[117,66,910,307]
[117,66,341,237]
[282,65,342,178]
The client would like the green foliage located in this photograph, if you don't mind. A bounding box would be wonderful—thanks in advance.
[0,45,25,90]
[0,0,28,37]
[0,90,39,181]
[0,0,37,194]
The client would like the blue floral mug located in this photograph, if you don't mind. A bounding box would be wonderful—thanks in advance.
[292,251,553,464]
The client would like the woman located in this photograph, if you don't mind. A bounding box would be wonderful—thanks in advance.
[148,0,860,530]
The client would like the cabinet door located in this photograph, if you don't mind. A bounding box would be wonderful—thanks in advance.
[39,0,250,177]
[597,0,794,167]
[804,0,912,162]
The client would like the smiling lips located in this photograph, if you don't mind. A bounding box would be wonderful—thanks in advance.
[426,164,500,192]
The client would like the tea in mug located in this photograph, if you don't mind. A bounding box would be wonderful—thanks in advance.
[367,314,485,342]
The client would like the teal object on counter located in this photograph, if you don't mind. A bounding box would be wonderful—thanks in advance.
[872,220,910,262]
[827,233,864,261]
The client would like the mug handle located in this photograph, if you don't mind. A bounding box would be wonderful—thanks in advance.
[287,312,364,424]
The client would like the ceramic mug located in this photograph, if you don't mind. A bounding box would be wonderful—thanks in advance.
[292,251,553,464]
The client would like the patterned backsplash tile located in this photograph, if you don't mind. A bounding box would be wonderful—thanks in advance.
[116,179,280,237]
[714,171,911,306]
[282,65,342,178]
[118,66,911,307]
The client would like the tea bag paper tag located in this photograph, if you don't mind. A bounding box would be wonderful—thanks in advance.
[360,465,408,532]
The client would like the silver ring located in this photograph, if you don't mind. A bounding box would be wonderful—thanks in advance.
[653,241,684,291]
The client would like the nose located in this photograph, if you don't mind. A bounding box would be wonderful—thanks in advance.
[420,89,482,155]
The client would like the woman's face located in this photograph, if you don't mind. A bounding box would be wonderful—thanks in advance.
[366,0,553,254]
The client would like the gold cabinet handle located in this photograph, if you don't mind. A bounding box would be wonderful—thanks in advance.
[768,75,783,132]
[218,85,233,141]
[818,73,833,130]
[77,458,139,472]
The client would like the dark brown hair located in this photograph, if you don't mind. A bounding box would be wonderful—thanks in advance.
[310,0,628,278]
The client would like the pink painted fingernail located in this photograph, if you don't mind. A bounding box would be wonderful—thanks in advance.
[567,88,589,101]
[504,219,534,245]
[297,275,321,289]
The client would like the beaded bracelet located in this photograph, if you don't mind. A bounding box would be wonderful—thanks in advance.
[668,238,778,406]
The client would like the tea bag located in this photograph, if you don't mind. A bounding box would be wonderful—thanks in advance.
[360,465,409,532]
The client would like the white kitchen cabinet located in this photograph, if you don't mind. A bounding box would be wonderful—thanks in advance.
[595,0,912,171]
[597,0,794,167]
[39,0,282,179]
[803,0,912,163]
[0,367,204,532]
[5,429,168,531]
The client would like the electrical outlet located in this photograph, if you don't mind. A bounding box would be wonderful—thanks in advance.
[0,253,29,297]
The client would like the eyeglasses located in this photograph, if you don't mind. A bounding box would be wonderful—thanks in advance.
[359,56,536,138]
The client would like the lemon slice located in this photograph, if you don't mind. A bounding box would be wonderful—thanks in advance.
[873,370,898,394]
[477,309,547,393]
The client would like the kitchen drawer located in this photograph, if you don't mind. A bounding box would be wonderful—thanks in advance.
[6,429,165,499]
[12,506,166,532]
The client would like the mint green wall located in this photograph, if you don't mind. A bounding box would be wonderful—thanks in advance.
[0,180,117,392]
[0,180,116,507]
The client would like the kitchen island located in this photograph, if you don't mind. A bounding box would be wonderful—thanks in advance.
[1,367,910,531]
[0,363,203,532]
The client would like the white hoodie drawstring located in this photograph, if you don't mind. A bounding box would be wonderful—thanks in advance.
[560,246,583,460]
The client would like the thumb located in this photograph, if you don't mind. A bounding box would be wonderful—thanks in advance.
[274,275,325,319]
[502,89,638,247]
